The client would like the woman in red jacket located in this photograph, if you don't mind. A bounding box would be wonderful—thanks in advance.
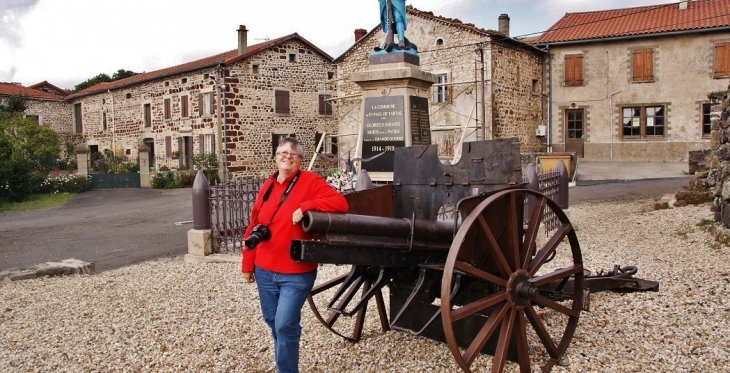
[242,137,348,373]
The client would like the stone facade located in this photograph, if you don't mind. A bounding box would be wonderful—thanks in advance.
[334,9,545,164]
[544,32,728,161]
[66,34,337,179]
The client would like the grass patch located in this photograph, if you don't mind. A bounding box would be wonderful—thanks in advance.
[0,193,74,213]
[697,218,715,231]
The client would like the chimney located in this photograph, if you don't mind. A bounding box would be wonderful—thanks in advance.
[498,14,510,37]
[237,25,248,55]
[354,28,367,42]
[679,0,688,10]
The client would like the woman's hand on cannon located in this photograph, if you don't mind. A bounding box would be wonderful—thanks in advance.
[292,208,304,224]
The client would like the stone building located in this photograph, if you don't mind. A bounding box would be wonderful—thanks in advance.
[64,27,337,180]
[333,8,546,164]
[0,82,75,156]
[534,0,730,161]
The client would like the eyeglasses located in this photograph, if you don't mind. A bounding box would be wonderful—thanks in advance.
[277,151,300,159]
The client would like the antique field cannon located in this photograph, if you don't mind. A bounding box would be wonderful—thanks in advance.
[290,138,657,372]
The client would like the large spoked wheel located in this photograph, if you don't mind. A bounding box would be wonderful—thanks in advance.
[441,189,584,373]
[307,265,390,342]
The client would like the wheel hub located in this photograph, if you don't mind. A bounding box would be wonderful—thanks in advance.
[507,270,537,308]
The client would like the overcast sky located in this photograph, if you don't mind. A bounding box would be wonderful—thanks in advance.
[1,0,675,90]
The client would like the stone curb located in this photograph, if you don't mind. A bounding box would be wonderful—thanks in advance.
[0,258,95,283]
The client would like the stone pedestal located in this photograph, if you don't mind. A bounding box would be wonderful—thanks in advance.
[187,229,212,256]
[75,145,89,176]
[350,52,436,182]
[138,143,151,188]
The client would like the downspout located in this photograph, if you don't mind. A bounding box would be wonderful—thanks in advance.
[215,65,225,182]
[109,89,115,162]
[609,90,622,162]
[546,44,552,152]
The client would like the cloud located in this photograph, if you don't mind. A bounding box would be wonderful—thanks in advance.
[0,0,40,48]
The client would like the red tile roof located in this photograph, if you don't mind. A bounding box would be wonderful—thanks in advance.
[28,81,70,97]
[535,0,730,44]
[0,82,65,101]
[67,33,333,100]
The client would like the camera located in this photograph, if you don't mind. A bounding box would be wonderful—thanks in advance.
[245,224,271,250]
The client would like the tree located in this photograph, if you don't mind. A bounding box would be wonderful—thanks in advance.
[71,69,139,93]
[0,113,61,201]
[0,94,28,114]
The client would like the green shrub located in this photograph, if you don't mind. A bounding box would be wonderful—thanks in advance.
[1,158,36,202]
[152,172,177,189]
[176,172,196,187]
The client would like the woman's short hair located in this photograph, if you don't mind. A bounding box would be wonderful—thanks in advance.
[278,137,304,158]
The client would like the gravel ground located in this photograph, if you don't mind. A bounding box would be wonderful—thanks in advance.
[1,198,729,373]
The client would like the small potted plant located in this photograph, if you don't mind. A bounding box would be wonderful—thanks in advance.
[171,150,180,159]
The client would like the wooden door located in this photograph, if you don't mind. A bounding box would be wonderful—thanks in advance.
[565,109,584,158]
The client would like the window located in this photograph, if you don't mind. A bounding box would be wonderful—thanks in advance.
[566,109,583,139]
[126,93,132,99]
[181,78,187,84]
[26,114,39,124]
[102,112,107,131]
[632,48,654,82]
[288,53,296,62]
[251,64,259,75]
[622,105,665,138]
[198,92,215,116]
[315,132,338,155]
[318,94,332,115]
[272,133,295,158]
[74,103,83,133]
[275,90,290,114]
[199,134,215,154]
[181,95,189,118]
[716,41,730,78]
[702,103,713,138]
[532,79,540,95]
[434,73,450,104]
[164,98,171,119]
[144,103,152,128]
[436,38,444,46]
[564,54,583,86]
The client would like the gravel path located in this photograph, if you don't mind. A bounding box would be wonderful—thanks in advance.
[1,198,728,372]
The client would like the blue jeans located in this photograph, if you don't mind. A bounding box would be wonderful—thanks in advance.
[254,267,317,373]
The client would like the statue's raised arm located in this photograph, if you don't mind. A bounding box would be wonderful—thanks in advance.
[376,0,417,53]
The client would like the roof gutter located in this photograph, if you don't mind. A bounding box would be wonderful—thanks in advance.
[535,26,730,48]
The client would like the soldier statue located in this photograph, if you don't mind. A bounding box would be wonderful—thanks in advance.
[376,0,417,52]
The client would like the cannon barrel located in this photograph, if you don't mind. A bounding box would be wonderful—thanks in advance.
[302,211,455,243]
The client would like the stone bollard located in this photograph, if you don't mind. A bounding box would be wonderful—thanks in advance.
[187,170,212,257]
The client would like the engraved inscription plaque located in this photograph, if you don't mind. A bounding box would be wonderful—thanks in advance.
[409,96,431,146]
[362,96,405,172]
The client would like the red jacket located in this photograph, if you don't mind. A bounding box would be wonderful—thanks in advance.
[241,170,348,274]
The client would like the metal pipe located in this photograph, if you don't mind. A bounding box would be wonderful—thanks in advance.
[302,211,455,243]
[609,90,622,162]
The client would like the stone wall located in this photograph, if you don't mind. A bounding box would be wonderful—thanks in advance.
[72,39,337,178]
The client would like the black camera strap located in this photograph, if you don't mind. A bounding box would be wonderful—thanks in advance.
[256,170,301,226]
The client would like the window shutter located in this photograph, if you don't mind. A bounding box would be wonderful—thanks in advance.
[318,95,326,114]
[716,42,730,77]
[564,54,583,86]
[632,49,653,82]
[199,134,204,154]
[181,96,189,117]
[198,94,204,116]
[210,92,216,114]
[165,136,172,155]
[211,135,215,154]
[164,98,171,119]
[275,90,290,114]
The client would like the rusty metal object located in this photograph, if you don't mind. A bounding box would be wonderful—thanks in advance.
[293,139,658,373]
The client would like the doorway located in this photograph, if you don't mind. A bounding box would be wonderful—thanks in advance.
[565,109,584,158]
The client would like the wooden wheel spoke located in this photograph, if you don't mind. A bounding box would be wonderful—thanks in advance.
[374,288,390,332]
[513,311,532,372]
[476,215,512,276]
[506,192,521,269]
[525,305,560,358]
[521,195,548,269]
[454,261,507,287]
[528,223,572,275]
[491,308,517,373]
[450,292,508,322]
[530,265,583,287]
[533,294,580,317]
[462,302,510,366]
